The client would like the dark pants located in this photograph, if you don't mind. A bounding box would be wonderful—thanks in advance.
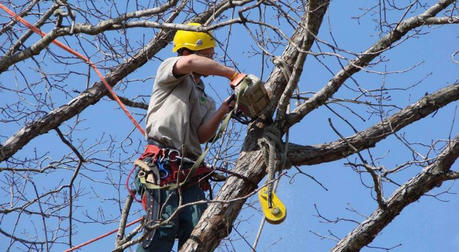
[137,184,207,252]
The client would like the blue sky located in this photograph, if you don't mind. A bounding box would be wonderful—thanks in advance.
[1,1,458,251]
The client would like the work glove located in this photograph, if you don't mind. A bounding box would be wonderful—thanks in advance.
[230,72,247,89]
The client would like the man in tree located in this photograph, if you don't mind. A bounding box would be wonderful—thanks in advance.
[137,23,242,252]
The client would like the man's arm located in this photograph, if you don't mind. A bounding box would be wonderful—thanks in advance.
[173,54,236,80]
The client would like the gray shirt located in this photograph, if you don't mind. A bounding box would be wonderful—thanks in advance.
[146,57,216,159]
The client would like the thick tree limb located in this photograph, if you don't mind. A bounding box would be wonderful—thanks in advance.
[265,0,330,118]
[286,83,459,166]
[424,16,459,24]
[331,135,458,252]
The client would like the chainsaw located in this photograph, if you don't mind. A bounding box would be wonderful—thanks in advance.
[229,74,270,124]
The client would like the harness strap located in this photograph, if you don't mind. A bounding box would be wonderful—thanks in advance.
[140,144,163,161]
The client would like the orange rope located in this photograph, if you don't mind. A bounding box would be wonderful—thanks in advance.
[63,217,144,252]
[0,3,146,136]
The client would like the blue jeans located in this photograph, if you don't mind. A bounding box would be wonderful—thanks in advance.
[136,184,207,252]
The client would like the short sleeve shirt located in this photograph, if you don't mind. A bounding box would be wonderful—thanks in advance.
[145,57,216,159]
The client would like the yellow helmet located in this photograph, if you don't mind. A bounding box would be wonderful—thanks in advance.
[172,23,216,52]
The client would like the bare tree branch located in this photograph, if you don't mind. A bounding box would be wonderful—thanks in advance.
[285,0,456,128]
[332,135,459,251]
[287,83,459,166]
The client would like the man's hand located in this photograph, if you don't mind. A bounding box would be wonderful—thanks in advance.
[220,94,236,114]
[198,95,236,143]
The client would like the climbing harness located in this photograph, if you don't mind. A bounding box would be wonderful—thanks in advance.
[132,143,218,248]
[131,139,256,248]
[134,143,217,191]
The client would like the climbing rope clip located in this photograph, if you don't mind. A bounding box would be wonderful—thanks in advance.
[258,186,287,224]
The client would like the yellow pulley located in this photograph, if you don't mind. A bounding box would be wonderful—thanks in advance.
[258,186,287,224]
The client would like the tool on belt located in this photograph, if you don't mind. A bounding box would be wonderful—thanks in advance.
[230,74,270,124]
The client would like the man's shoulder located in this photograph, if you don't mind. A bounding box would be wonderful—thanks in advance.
[160,56,181,67]
[155,56,187,85]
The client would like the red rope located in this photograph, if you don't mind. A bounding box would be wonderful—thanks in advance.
[0,3,146,136]
[63,217,143,252]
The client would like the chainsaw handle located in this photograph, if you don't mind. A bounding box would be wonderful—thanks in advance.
[226,93,235,104]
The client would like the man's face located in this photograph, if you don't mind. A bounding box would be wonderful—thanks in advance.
[196,47,215,59]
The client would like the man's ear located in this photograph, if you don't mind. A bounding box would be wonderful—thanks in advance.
[181,49,192,56]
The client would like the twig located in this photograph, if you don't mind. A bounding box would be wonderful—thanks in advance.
[328,118,386,209]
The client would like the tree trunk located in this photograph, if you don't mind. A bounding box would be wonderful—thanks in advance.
[180,147,267,251]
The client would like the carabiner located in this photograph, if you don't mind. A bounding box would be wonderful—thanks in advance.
[156,161,169,179]
[167,149,181,162]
